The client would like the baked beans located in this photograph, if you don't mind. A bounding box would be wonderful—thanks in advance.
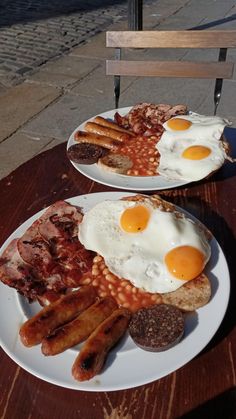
[119,135,161,176]
[79,256,162,312]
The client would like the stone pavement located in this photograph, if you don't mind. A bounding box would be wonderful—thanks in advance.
[0,0,129,87]
[0,0,236,179]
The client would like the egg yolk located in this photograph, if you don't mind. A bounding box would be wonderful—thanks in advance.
[165,245,205,281]
[120,205,150,233]
[167,118,192,131]
[182,145,211,160]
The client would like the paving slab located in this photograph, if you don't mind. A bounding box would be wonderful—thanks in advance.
[116,77,214,111]
[117,75,236,124]
[21,61,135,140]
[0,83,61,141]
[21,90,115,141]
[28,55,101,88]
[0,132,63,179]
[27,73,79,89]
[70,24,123,60]
[216,80,236,125]
[146,0,189,26]
[70,63,134,98]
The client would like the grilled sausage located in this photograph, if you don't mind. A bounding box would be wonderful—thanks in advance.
[84,122,132,142]
[72,307,131,381]
[74,130,120,150]
[19,286,96,347]
[93,116,135,136]
[41,297,118,356]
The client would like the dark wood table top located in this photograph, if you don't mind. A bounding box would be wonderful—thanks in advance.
[1,128,236,419]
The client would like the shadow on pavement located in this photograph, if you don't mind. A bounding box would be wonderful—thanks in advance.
[0,0,127,28]
[190,13,236,30]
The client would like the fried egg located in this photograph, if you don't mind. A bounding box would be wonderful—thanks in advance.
[78,199,211,293]
[157,113,230,181]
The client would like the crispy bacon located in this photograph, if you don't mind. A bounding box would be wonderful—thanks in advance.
[0,239,47,301]
[0,201,94,304]
[114,111,129,129]
[17,220,57,278]
[115,103,188,136]
[38,200,82,241]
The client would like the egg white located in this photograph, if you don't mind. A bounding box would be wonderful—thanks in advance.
[163,112,229,133]
[79,199,211,293]
[157,113,229,181]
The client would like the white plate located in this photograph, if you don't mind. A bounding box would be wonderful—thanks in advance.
[0,192,230,391]
[67,107,189,191]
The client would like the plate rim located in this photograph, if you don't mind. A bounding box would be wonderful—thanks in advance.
[0,191,230,391]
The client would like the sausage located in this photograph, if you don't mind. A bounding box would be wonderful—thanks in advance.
[74,130,120,150]
[84,122,132,142]
[93,116,135,136]
[72,307,131,381]
[41,297,118,356]
[19,286,96,347]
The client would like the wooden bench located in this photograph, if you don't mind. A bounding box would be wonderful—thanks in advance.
[106,30,236,112]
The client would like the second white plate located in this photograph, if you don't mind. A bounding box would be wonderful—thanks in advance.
[67,107,189,191]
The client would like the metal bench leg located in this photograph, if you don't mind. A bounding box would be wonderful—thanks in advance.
[114,75,120,109]
[128,0,143,30]
[114,48,121,108]
[214,48,227,115]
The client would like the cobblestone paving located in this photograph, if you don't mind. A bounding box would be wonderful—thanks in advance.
[0,0,129,87]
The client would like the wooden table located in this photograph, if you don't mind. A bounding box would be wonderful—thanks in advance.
[1,130,236,419]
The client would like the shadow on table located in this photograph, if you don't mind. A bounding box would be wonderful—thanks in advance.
[180,386,236,419]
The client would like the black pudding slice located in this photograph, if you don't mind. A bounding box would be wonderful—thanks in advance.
[129,304,184,352]
[67,143,108,165]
